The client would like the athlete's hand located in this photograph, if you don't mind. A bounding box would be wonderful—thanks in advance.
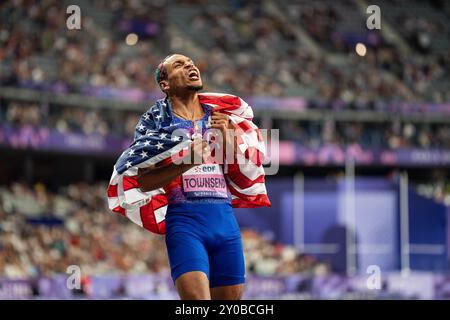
[211,112,233,138]
[189,138,209,164]
[211,112,234,147]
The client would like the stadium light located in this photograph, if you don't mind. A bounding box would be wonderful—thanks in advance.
[355,43,367,57]
[125,33,138,46]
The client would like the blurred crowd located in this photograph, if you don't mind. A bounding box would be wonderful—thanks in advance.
[0,182,328,278]
[1,0,449,106]
[417,182,450,206]
[281,0,450,104]
[416,170,450,206]
[242,229,330,276]
[0,0,165,93]
[277,119,450,150]
[1,100,139,137]
[0,182,169,277]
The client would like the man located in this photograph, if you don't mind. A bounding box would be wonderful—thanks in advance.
[107,54,270,300]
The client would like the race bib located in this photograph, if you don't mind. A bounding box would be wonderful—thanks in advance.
[181,164,228,199]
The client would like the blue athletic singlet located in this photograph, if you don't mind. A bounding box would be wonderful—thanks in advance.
[164,104,245,287]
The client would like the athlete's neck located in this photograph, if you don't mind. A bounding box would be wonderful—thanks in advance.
[169,92,203,121]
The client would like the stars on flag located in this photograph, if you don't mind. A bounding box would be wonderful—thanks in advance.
[121,111,188,172]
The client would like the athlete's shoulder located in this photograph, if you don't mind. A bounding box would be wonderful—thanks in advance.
[139,98,167,125]
[199,92,249,108]
[199,92,252,119]
[145,97,167,116]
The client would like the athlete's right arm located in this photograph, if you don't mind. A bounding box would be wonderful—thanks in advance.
[137,139,208,192]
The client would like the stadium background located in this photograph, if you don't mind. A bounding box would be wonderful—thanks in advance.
[1,0,450,299]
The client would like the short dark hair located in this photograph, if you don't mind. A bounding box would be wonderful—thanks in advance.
[154,54,175,85]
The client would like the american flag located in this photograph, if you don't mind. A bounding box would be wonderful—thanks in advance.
[107,93,271,234]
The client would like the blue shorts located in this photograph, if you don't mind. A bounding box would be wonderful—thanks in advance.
[165,202,245,288]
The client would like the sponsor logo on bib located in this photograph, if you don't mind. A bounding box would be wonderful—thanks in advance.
[182,164,228,198]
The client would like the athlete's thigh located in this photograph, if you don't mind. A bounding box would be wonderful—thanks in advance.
[208,232,246,289]
[166,230,210,277]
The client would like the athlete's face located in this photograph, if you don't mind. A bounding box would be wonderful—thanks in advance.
[160,54,203,94]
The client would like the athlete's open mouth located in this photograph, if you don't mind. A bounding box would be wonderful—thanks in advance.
[188,70,199,80]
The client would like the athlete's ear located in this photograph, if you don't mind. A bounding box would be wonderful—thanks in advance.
[159,80,169,92]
